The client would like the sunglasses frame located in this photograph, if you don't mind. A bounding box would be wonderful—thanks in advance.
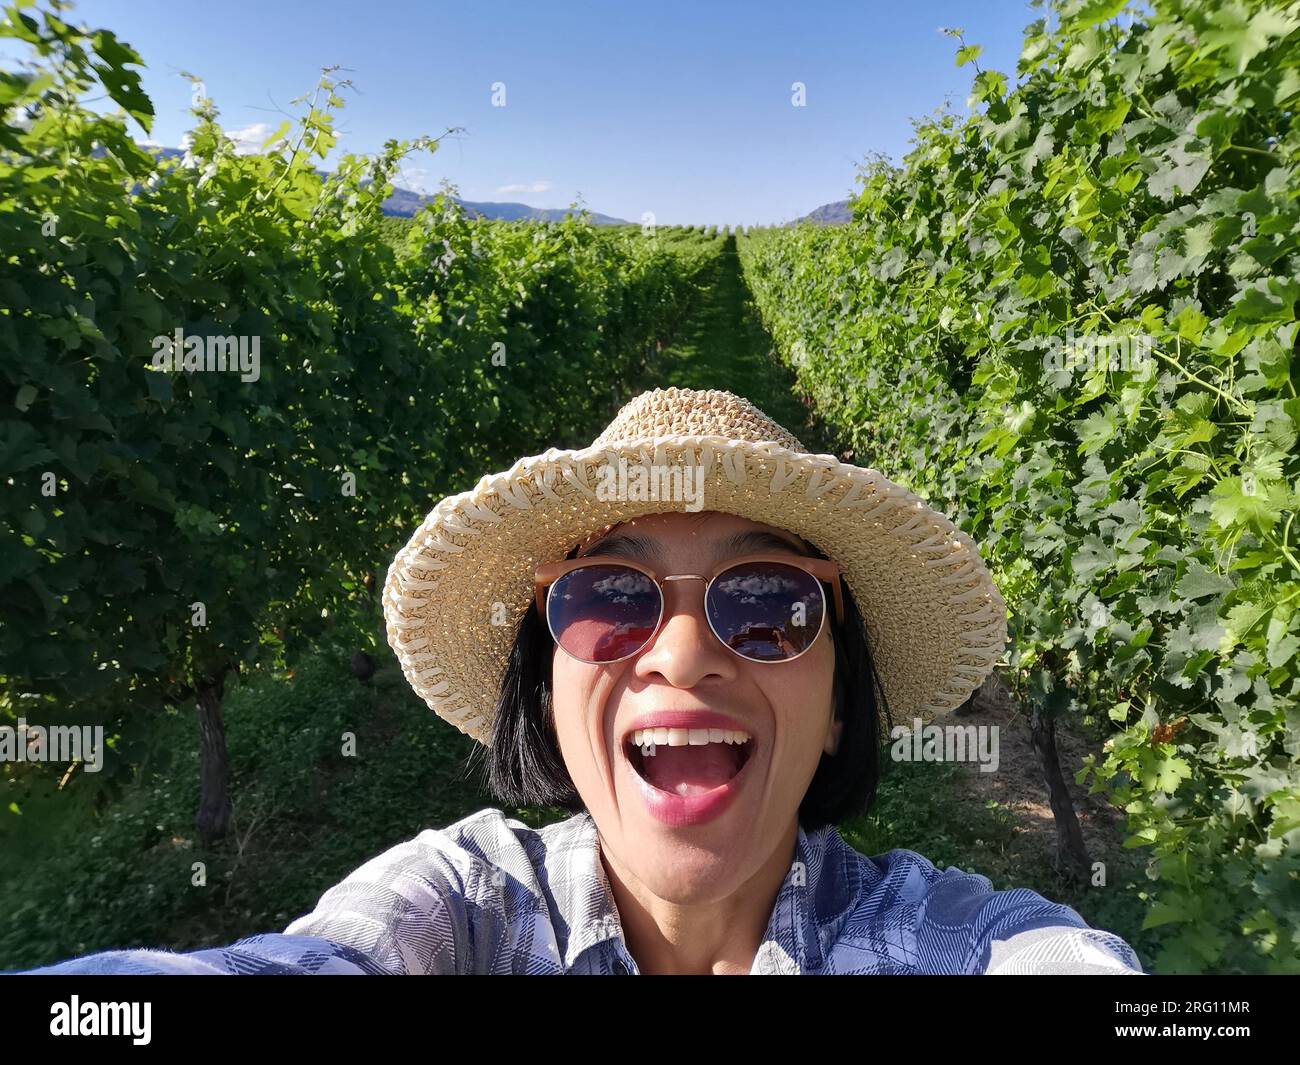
[534,552,845,665]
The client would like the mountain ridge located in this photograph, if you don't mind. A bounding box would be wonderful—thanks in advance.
[139,145,844,226]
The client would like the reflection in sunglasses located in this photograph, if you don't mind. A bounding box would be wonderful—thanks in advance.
[548,559,828,665]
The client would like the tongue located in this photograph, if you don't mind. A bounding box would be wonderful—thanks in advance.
[640,743,741,796]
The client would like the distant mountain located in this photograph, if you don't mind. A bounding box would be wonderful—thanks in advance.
[138,144,838,227]
[459,198,628,226]
[384,185,627,224]
[138,144,628,224]
[797,200,851,224]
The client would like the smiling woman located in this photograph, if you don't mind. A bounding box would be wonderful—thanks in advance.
[11,387,1145,975]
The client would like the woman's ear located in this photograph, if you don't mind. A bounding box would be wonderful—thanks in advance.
[825,652,845,756]
[824,717,843,756]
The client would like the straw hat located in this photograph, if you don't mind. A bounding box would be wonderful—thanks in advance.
[382,387,1007,744]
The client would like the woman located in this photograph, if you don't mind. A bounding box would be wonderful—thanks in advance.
[15,387,1143,975]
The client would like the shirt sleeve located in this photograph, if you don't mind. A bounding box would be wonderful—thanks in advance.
[10,934,393,974]
[910,858,1145,975]
[8,826,475,976]
[982,922,1145,975]
[278,826,472,974]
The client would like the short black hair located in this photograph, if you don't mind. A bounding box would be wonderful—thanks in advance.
[482,536,892,832]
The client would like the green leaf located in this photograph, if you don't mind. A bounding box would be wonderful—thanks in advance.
[91,31,154,130]
[144,370,173,406]
[1074,409,1118,454]
[1143,899,1191,930]
[1208,477,1283,535]
[1176,560,1234,600]
[1066,0,1130,33]
[1199,3,1300,76]
[1223,600,1272,647]
[14,384,37,411]
[1071,535,1119,582]
[1173,304,1209,344]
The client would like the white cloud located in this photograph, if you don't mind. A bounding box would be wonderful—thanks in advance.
[496,181,552,196]
[397,167,440,195]
[224,122,272,155]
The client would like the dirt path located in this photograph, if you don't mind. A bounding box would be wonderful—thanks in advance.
[949,675,1132,880]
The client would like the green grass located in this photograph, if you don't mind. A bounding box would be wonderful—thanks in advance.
[641,234,837,456]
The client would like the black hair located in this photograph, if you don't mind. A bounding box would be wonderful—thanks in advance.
[483,537,892,832]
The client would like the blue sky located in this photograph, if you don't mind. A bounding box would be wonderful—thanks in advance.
[33,0,1043,224]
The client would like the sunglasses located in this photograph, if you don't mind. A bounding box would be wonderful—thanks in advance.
[534,552,845,665]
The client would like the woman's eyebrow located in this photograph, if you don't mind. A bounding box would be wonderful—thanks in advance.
[580,534,662,563]
[715,530,812,558]
[585,529,811,563]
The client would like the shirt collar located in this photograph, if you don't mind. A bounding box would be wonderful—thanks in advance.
[557,812,862,973]
[557,812,622,970]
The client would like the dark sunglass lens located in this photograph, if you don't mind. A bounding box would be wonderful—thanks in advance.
[547,565,660,662]
[707,562,825,661]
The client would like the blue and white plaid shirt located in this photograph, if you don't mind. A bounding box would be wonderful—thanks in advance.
[14,807,1144,975]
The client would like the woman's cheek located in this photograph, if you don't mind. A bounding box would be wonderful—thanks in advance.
[551,657,617,803]
[767,641,835,763]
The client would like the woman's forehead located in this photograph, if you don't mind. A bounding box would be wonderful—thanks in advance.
[580,512,812,558]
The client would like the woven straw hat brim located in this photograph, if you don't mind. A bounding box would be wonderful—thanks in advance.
[383,434,1008,746]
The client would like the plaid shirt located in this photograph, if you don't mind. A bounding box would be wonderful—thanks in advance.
[13,806,1144,975]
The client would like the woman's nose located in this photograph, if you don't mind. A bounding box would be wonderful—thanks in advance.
[632,577,738,686]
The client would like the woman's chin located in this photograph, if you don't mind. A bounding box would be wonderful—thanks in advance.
[616,838,752,902]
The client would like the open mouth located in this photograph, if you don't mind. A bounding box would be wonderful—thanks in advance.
[623,728,755,797]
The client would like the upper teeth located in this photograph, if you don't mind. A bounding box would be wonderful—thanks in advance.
[630,727,752,752]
